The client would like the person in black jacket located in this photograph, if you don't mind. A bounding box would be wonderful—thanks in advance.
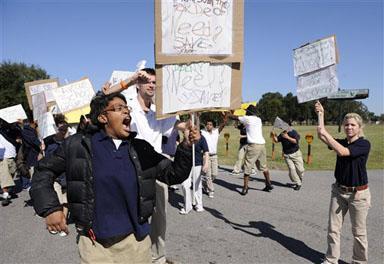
[30,92,199,263]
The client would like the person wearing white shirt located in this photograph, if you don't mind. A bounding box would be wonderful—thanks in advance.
[200,116,227,198]
[229,105,273,195]
[0,133,17,206]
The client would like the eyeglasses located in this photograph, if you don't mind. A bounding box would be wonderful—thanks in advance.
[103,104,132,113]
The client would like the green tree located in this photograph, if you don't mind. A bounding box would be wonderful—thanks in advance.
[256,92,285,124]
[325,100,372,124]
[297,101,315,125]
[0,61,50,115]
[282,92,299,124]
[199,111,226,129]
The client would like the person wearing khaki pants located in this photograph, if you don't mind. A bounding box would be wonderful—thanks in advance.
[0,133,17,207]
[272,127,305,191]
[326,184,371,263]
[316,101,371,264]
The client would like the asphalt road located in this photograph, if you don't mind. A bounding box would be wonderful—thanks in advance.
[1,168,383,264]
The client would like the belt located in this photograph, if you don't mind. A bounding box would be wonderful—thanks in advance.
[337,183,368,192]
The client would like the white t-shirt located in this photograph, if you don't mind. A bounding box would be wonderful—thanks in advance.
[238,116,265,144]
[201,128,219,155]
[127,96,176,154]
[0,134,16,159]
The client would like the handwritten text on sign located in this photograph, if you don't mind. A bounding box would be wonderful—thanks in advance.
[0,104,27,123]
[162,62,232,114]
[37,112,56,140]
[161,0,233,55]
[32,92,47,122]
[29,81,58,102]
[51,79,95,113]
[297,65,339,103]
[293,36,337,77]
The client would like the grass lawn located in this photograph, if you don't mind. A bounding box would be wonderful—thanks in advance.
[217,124,384,170]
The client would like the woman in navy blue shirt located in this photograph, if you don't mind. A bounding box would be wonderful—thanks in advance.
[315,101,371,264]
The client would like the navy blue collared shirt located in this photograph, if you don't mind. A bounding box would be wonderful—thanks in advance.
[91,131,150,241]
[278,130,300,154]
[334,137,370,187]
[194,136,209,166]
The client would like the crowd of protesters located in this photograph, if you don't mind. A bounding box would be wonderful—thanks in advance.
[0,68,372,264]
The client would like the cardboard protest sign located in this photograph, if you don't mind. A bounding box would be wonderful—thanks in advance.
[0,104,27,123]
[155,0,243,119]
[273,116,290,131]
[31,92,48,122]
[109,70,137,100]
[51,78,95,114]
[296,65,339,103]
[24,79,59,109]
[155,0,244,64]
[293,35,338,77]
[37,112,56,139]
[294,35,340,103]
[155,62,242,119]
[233,102,257,116]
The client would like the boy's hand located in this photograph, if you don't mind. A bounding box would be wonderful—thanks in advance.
[46,210,68,235]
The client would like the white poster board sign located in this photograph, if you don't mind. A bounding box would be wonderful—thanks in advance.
[297,65,339,103]
[0,104,27,123]
[273,116,290,131]
[109,71,137,100]
[37,112,56,139]
[51,78,95,113]
[162,62,232,114]
[29,81,58,103]
[293,36,337,77]
[32,92,47,122]
[161,0,233,55]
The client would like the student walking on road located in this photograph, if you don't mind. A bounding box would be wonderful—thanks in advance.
[271,126,305,191]
[228,105,273,195]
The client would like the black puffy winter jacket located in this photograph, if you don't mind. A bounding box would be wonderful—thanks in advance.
[30,129,192,232]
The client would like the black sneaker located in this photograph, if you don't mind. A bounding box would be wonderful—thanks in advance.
[1,198,11,206]
[293,184,302,191]
[262,185,273,192]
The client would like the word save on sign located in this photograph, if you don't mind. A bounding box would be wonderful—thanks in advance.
[162,62,232,114]
[161,0,233,55]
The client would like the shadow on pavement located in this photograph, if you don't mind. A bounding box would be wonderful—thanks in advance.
[218,166,233,173]
[204,207,348,264]
[214,176,291,193]
[249,176,293,189]
[213,178,244,194]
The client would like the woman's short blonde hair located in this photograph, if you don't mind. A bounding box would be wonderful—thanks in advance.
[343,113,364,137]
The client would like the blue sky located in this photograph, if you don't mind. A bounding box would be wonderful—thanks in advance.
[1,0,383,114]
